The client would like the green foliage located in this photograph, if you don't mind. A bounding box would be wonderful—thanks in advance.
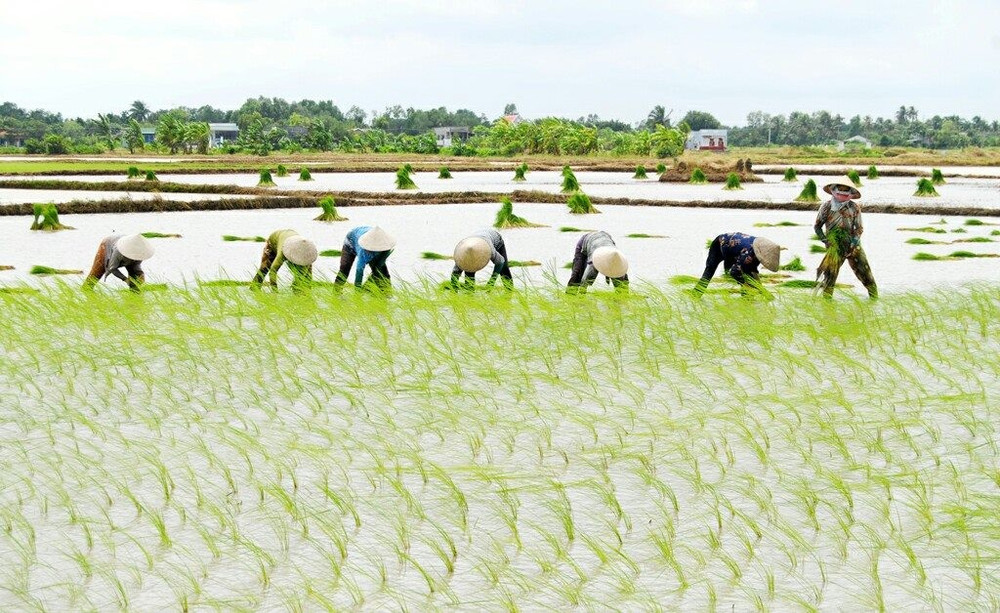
[965,219,986,226]
[30,203,72,231]
[222,235,266,242]
[651,125,686,158]
[567,192,599,214]
[421,252,451,260]
[319,249,342,257]
[689,168,707,184]
[898,226,947,233]
[276,164,289,177]
[633,165,648,179]
[125,119,144,154]
[438,167,452,179]
[931,168,946,185]
[626,232,666,238]
[559,226,590,232]
[847,169,862,186]
[779,256,806,271]
[905,237,943,245]
[867,165,879,180]
[141,232,182,238]
[28,265,81,275]
[315,195,347,222]
[782,167,797,182]
[145,170,158,182]
[494,197,543,228]
[655,163,667,173]
[723,173,742,190]
[561,167,581,193]
[258,169,276,187]
[299,168,313,181]
[512,162,528,182]
[754,221,801,227]
[127,166,142,179]
[794,179,819,202]
[914,178,939,197]
[396,166,417,190]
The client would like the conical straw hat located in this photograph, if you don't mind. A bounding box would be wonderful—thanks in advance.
[117,234,155,261]
[282,236,318,266]
[752,237,781,272]
[358,226,396,251]
[454,237,491,273]
[822,176,861,199]
[592,246,628,278]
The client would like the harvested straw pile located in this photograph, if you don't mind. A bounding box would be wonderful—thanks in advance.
[659,159,763,183]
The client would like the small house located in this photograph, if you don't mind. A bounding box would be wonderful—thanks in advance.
[0,131,23,147]
[141,128,156,144]
[209,123,239,147]
[433,126,471,147]
[685,129,728,151]
[837,135,872,151]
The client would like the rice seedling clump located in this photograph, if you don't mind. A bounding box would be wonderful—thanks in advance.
[867,165,879,180]
[782,167,797,182]
[299,168,314,181]
[512,162,528,182]
[396,166,418,190]
[127,166,142,179]
[795,179,820,202]
[566,192,599,214]
[633,165,648,179]
[931,168,946,185]
[915,178,939,197]
[561,166,580,193]
[144,170,158,181]
[723,172,742,190]
[655,162,667,173]
[494,197,544,228]
[847,169,862,186]
[315,195,347,222]
[689,168,708,184]
[30,203,73,231]
[438,167,452,179]
[258,169,276,187]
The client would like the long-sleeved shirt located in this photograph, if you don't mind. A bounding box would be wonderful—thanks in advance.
[567,231,628,289]
[252,229,312,286]
[343,226,392,287]
[451,228,510,285]
[86,235,144,286]
[814,199,864,248]
[698,232,761,286]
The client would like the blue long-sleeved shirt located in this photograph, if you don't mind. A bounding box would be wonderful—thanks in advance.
[344,226,392,287]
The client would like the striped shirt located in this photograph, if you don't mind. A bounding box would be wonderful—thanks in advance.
[815,199,864,246]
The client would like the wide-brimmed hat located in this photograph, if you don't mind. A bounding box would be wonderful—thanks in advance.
[592,246,628,278]
[752,237,781,272]
[454,237,491,273]
[358,226,396,252]
[117,234,155,261]
[282,236,318,266]
[823,176,861,199]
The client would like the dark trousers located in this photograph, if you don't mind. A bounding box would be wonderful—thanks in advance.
[335,243,391,289]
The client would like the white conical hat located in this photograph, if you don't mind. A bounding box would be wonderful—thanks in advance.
[823,176,861,199]
[358,226,396,251]
[752,237,781,272]
[282,236,318,266]
[117,234,155,261]
[454,237,491,273]
[592,246,628,278]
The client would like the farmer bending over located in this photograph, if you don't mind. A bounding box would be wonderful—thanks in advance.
[335,226,396,291]
[694,232,779,296]
[251,229,317,292]
[83,234,154,291]
[814,177,877,299]
[567,231,629,293]
[451,228,514,290]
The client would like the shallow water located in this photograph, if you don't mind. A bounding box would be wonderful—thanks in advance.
[0,189,252,206]
[2,203,997,294]
[754,163,1000,177]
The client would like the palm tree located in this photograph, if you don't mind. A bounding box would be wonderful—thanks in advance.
[128,100,150,123]
[97,113,119,151]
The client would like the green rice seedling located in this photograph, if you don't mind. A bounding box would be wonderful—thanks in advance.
[783,167,798,182]
[507,260,541,267]
[258,169,276,187]
[29,265,82,275]
[127,166,141,179]
[421,252,451,260]
[559,226,591,232]
[913,252,944,261]
[914,178,939,196]
[561,167,581,193]
[951,227,967,233]
[656,162,667,173]
[319,249,341,257]
[689,168,708,184]
[964,218,998,226]
[905,237,946,245]
[144,170,158,181]
[809,244,826,254]
[779,256,806,271]
[395,166,417,190]
[512,162,528,182]
[931,168,946,185]
[754,221,801,227]
[897,226,947,233]
[0,265,13,271]
[992,230,1000,236]
[315,195,347,222]
[494,197,545,228]
[626,233,666,238]
[222,235,266,242]
[723,172,742,190]
[847,169,862,186]
[275,164,289,177]
[567,192,599,214]
[633,166,648,179]
[867,165,879,180]
[951,250,999,258]
[795,179,820,202]
[954,236,995,243]
[141,232,182,238]
[30,203,73,231]
[299,168,313,181]
[438,167,452,179]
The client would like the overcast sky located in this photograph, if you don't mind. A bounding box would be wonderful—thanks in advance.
[1,0,997,126]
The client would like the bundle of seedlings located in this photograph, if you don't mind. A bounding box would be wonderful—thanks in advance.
[931,168,946,185]
[222,235,266,242]
[438,167,453,179]
[561,166,580,193]
[689,168,708,184]
[655,163,667,173]
[494,197,545,228]
[29,265,82,275]
[867,165,879,180]
[633,166,648,179]
[30,203,73,231]
[315,195,347,222]
[512,162,529,182]
[795,179,820,202]
[276,164,289,177]
[258,169,276,187]
[723,172,743,190]
[127,166,142,179]
[914,178,939,197]
[567,192,599,214]
[626,232,666,238]
[144,170,158,181]
[783,167,798,182]
[847,169,862,186]
[141,232,182,238]
[780,256,807,271]
[299,168,314,181]
[396,166,417,190]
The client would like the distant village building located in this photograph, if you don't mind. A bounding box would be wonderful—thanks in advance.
[0,131,23,147]
[686,129,728,151]
[837,135,872,151]
[433,126,471,147]
[141,128,156,144]
[209,123,239,147]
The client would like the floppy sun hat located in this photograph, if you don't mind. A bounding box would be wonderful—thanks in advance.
[358,226,397,252]
[752,237,781,272]
[823,176,861,199]
[454,237,491,273]
[591,246,628,278]
[281,236,318,266]
[116,234,155,261]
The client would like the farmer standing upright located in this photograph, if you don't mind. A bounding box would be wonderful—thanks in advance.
[335,226,396,291]
[694,232,780,297]
[814,177,877,299]
[566,231,629,293]
[451,228,514,290]
[83,234,155,291]
[251,229,318,292]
